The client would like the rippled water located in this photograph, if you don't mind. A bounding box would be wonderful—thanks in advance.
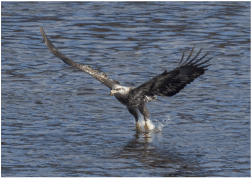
[1,1,250,177]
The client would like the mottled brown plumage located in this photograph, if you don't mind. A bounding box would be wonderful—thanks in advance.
[40,27,212,130]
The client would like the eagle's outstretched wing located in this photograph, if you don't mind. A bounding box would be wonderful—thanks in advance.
[132,46,212,97]
[40,27,120,89]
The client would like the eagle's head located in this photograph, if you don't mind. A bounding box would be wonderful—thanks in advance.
[110,85,130,96]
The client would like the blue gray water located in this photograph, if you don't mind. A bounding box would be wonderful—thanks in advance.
[1,1,250,177]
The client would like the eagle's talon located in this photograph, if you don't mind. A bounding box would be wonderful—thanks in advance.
[136,122,141,131]
[144,122,149,131]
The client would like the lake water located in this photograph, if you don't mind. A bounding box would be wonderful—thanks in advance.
[1,1,250,177]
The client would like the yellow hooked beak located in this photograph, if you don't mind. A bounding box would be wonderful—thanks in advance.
[110,90,116,96]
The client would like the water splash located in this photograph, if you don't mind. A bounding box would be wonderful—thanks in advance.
[133,114,172,133]
[154,114,172,132]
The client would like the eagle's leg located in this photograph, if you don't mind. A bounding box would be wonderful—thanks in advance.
[138,102,150,130]
[127,107,141,130]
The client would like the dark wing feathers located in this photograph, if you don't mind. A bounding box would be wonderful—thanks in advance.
[40,27,119,89]
[133,47,211,97]
[40,27,211,97]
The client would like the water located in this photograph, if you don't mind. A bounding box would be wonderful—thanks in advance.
[1,1,250,176]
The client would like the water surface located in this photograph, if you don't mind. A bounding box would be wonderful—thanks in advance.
[1,1,250,176]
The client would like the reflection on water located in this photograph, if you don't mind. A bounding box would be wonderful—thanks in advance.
[118,131,206,177]
[1,1,250,177]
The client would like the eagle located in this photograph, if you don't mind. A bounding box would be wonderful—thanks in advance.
[40,27,212,131]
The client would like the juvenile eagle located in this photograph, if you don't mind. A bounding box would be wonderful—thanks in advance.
[40,27,212,130]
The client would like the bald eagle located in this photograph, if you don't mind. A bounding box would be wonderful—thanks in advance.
[40,27,212,130]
